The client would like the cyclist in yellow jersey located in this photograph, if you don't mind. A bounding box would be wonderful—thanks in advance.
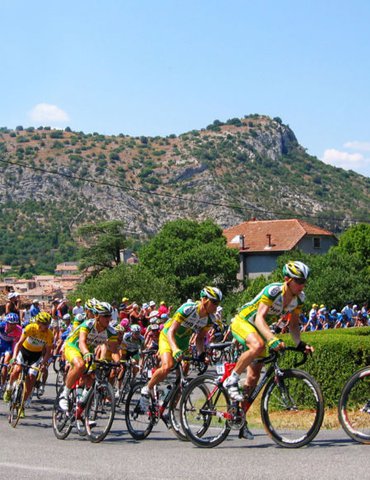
[223,261,314,439]
[3,312,53,413]
[140,286,222,410]
[59,300,118,410]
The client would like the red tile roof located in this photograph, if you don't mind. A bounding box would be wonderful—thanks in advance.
[223,219,335,252]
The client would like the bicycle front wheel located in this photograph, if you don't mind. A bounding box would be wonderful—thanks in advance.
[338,366,370,444]
[125,380,155,440]
[180,374,231,448]
[52,390,73,440]
[85,382,115,443]
[261,368,324,448]
[9,380,25,428]
[168,384,188,441]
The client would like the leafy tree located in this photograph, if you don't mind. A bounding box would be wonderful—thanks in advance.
[71,263,178,307]
[77,220,130,276]
[138,219,239,300]
[336,223,370,266]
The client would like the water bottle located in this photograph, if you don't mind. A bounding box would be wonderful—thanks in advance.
[79,387,90,407]
[76,386,83,404]
[163,384,172,403]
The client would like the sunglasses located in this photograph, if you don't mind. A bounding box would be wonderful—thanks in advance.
[209,298,220,305]
[294,278,306,285]
[99,313,112,318]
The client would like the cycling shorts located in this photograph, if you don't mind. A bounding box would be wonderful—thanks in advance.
[0,342,13,356]
[125,350,140,362]
[230,315,268,357]
[16,347,43,376]
[64,344,83,365]
[158,330,190,356]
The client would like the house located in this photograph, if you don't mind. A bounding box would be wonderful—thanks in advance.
[55,262,79,276]
[223,219,338,280]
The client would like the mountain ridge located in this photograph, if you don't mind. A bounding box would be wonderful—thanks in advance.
[0,114,369,273]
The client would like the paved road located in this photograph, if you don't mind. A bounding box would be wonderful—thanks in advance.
[0,375,368,480]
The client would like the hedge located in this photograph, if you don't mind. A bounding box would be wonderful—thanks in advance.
[280,327,370,408]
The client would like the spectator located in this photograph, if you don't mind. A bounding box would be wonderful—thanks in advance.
[158,301,171,317]
[30,299,41,318]
[5,292,20,317]
[341,301,354,326]
[72,298,84,316]
[110,301,119,327]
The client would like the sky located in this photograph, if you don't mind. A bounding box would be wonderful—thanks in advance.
[2,0,370,177]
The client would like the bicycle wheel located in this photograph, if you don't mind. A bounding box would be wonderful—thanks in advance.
[85,382,115,443]
[117,368,132,406]
[52,391,73,439]
[168,384,188,441]
[125,380,156,440]
[261,368,324,448]
[338,366,370,444]
[180,374,231,448]
[9,380,26,428]
[55,370,65,393]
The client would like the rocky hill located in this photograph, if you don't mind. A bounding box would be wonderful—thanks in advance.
[0,115,369,273]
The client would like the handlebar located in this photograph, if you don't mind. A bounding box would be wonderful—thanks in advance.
[257,346,309,367]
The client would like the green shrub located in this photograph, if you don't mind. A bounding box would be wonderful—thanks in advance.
[281,327,370,407]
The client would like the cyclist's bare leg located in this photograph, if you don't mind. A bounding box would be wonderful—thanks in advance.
[147,352,174,390]
[65,357,86,389]
[233,332,265,376]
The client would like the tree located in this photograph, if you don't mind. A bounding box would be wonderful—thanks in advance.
[77,220,129,275]
[71,263,178,308]
[336,223,370,267]
[138,219,239,300]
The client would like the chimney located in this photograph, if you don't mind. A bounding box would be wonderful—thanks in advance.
[266,234,272,247]
[239,234,245,249]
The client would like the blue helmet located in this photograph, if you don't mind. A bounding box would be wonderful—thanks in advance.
[5,313,19,324]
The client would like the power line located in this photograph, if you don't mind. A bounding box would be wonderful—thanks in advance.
[0,156,368,225]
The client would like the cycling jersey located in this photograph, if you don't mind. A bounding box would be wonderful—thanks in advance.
[22,323,54,353]
[238,282,305,326]
[66,318,117,352]
[163,301,215,339]
[122,332,144,352]
[0,322,22,354]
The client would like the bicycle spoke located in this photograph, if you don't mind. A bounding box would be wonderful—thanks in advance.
[339,367,370,444]
[261,369,324,447]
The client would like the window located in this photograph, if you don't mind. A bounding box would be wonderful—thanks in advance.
[313,237,321,249]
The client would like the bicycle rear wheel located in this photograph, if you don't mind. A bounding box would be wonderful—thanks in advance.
[9,380,25,428]
[85,383,115,443]
[261,368,324,448]
[125,380,156,440]
[52,390,73,439]
[338,366,370,444]
[180,374,231,448]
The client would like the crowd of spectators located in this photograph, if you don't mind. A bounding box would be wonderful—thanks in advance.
[273,301,370,334]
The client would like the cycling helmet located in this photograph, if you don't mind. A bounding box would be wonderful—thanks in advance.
[131,324,141,333]
[160,313,169,320]
[200,286,223,302]
[85,298,99,312]
[149,310,159,319]
[330,309,337,315]
[5,313,19,324]
[94,301,113,316]
[282,261,310,280]
[151,324,159,330]
[35,311,52,324]
[62,313,71,321]
[115,324,126,333]
[74,313,86,323]
[120,318,130,329]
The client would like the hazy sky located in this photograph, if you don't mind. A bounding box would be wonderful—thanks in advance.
[2,0,370,177]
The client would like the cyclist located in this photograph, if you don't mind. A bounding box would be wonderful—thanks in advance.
[223,261,314,439]
[3,312,53,415]
[140,286,222,409]
[59,300,118,410]
[0,313,22,392]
